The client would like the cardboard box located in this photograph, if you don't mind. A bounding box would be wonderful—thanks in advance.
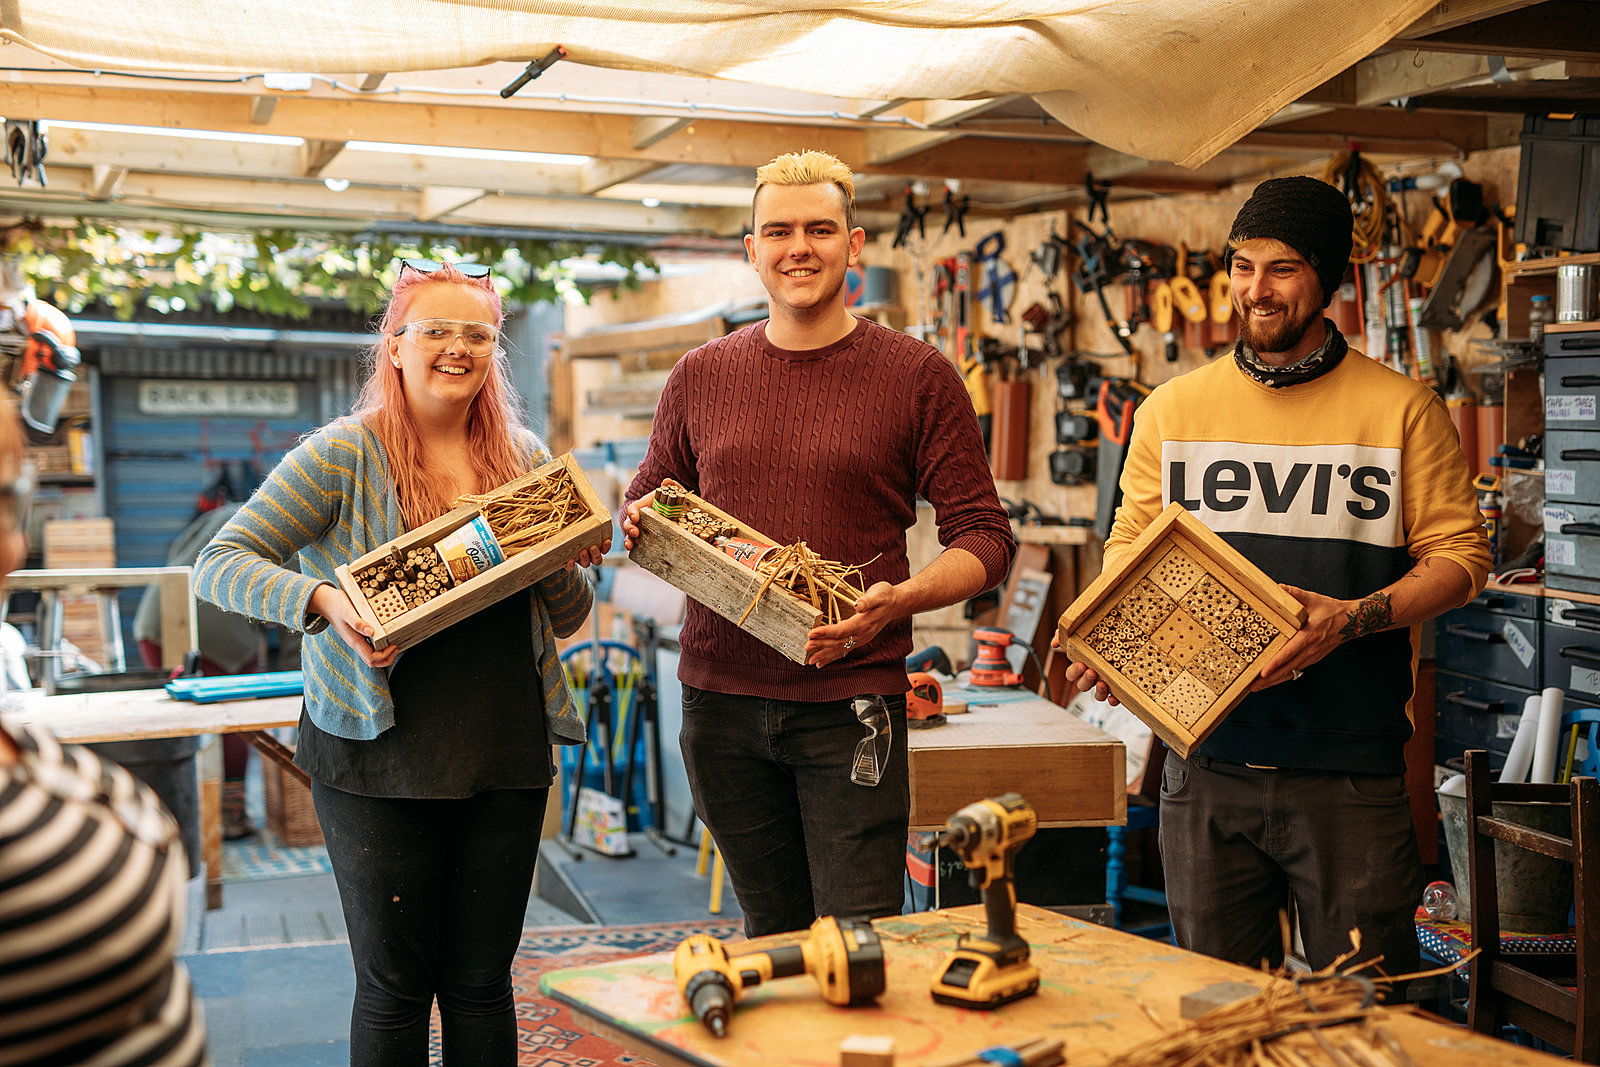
[1057,503,1305,759]
[627,489,824,665]
[335,452,610,652]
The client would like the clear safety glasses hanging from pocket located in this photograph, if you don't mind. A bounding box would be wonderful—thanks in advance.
[850,695,892,787]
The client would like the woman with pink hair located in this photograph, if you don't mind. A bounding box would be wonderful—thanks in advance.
[197,260,602,1064]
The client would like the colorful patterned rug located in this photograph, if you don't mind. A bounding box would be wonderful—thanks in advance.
[428,919,744,1066]
[1415,911,1577,965]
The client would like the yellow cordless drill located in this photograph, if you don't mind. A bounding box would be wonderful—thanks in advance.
[930,793,1040,1009]
[673,915,886,1037]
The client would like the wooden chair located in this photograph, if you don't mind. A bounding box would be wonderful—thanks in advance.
[1464,748,1599,1060]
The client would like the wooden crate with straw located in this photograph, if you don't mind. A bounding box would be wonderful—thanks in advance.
[628,484,869,665]
[335,452,610,652]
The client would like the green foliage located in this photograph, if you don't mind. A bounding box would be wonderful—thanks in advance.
[6,222,657,319]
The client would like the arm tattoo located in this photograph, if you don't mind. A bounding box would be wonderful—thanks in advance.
[1340,591,1393,641]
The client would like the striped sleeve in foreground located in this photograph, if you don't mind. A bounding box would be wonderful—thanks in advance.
[0,722,207,1067]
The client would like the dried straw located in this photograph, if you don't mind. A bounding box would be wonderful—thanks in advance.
[737,541,873,626]
[456,468,588,556]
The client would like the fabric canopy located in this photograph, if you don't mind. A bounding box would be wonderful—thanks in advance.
[1,1,1436,167]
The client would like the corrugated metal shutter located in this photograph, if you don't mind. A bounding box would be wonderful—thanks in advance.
[101,368,327,656]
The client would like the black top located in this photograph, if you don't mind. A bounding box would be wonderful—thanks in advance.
[295,589,552,798]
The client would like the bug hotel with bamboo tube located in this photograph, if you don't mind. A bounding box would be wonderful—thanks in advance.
[627,481,871,665]
[335,452,612,652]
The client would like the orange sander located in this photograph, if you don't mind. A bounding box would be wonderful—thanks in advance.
[970,628,1024,687]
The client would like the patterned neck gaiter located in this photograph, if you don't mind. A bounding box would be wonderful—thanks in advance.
[1232,319,1349,389]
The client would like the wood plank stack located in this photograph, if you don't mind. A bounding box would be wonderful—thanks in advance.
[42,517,116,666]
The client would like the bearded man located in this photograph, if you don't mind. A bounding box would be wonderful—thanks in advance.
[1064,175,1489,988]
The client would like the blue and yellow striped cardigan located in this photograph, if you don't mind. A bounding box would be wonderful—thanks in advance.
[193,418,592,744]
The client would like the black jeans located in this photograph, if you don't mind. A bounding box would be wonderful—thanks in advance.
[679,686,910,937]
[312,781,549,1066]
[1159,754,1423,990]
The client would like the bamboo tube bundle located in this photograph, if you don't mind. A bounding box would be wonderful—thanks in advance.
[457,467,590,557]
[928,1036,1064,1067]
[738,540,871,626]
[682,507,737,541]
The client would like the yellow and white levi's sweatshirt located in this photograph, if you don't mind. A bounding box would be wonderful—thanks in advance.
[1106,349,1491,775]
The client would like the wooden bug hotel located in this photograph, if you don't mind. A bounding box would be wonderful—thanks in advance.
[628,481,870,664]
[336,452,610,652]
[1057,503,1305,758]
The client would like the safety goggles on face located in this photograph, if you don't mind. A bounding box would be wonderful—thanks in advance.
[397,257,493,280]
[850,694,892,788]
[392,318,501,357]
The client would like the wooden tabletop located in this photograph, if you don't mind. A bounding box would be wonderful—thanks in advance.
[907,685,1125,829]
[541,903,1565,1067]
[3,687,302,744]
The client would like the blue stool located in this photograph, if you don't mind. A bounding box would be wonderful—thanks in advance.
[1107,799,1169,937]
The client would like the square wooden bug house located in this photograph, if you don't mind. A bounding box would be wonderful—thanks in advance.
[628,487,845,665]
[1057,502,1306,758]
[335,452,610,652]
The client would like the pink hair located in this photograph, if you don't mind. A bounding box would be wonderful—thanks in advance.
[353,265,532,530]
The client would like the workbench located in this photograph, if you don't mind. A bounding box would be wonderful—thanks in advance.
[907,684,1125,829]
[5,687,303,909]
[540,903,1566,1066]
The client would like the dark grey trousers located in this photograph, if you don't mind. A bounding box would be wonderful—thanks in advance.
[1159,753,1423,986]
[679,685,910,937]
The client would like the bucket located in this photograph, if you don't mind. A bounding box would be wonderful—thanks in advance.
[65,670,204,879]
[1437,790,1573,932]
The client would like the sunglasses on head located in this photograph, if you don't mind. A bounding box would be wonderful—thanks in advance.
[398,257,493,280]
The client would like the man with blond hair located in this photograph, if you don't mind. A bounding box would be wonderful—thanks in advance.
[623,151,1014,935]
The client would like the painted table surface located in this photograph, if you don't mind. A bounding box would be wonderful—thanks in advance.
[542,903,1567,1067]
[3,687,301,743]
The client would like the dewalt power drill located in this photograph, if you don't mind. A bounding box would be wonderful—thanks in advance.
[673,915,886,1037]
[930,793,1040,1009]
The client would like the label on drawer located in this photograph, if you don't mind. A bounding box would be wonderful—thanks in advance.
[1548,467,1578,496]
[1550,538,1578,567]
[1551,598,1580,625]
[1548,394,1598,422]
[1545,505,1577,533]
[1572,666,1600,697]
[1503,620,1536,668]
[1497,714,1522,739]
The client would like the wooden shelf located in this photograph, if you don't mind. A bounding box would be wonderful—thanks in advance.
[1548,320,1600,334]
[1012,523,1093,546]
[1506,251,1600,277]
[1483,580,1600,607]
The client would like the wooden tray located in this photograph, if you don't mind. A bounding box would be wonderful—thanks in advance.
[1056,503,1305,758]
[334,452,611,652]
[628,488,824,664]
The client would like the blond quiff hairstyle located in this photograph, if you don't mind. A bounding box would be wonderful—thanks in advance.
[753,150,857,230]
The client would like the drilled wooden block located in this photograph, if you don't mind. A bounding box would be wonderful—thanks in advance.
[1119,578,1178,634]
[1159,672,1216,727]
[1058,503,1306,758]
[1151,608,1208,666]
[1188,639,1248,694]
[1151,546,1205,598]
[370,586,408,624]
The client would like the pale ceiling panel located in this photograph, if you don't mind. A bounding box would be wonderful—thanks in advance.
[3,0,1440,167]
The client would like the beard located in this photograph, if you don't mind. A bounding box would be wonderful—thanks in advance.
[1239,300,1320,355]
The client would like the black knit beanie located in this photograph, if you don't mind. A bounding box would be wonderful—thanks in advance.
[1223,176,1353,307]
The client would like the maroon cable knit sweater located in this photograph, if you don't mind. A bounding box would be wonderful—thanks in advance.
[625,316,1016,701]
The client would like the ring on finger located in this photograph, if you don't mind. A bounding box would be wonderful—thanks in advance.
[1290,668,1304,681]
[843,635,857,651]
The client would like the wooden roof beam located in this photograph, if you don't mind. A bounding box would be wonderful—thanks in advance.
[248,95,276,124]
[632,116,695,150]
[1402,2,1600,61]
[580,158,662,195]
[1394,0,1549,38]
[416,186,488,222]
[358,73,387,91]
[87,163,128,202]
[300,139,346,177]
[1350,51,1552,106]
